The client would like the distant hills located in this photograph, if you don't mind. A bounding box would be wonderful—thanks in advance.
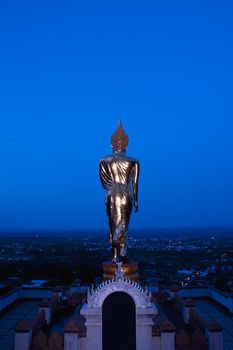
[0,226,233,237]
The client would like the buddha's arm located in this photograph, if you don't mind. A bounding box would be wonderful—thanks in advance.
[132,161,140,212]
[99,160,112,190]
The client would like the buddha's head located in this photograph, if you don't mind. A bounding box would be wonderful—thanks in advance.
[111,120,129,152]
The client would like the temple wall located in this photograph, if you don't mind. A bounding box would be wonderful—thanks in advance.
[179,287,209,298]
[21,287,53,299]
[180,286,233,313]
[209,287,233,312]
[0,287,53,313]
[0,287,21,312]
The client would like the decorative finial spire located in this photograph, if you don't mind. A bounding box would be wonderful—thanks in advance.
[115,261,124,280]
[111,120,129,151]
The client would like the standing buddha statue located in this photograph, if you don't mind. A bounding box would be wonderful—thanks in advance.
[99,121,140,262]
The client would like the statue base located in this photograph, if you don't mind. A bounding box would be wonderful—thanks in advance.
[102,261,139,282]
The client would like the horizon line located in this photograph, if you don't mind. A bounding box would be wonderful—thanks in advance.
[0,225,233,233]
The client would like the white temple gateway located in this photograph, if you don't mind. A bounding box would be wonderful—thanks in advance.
[81,263,157,350]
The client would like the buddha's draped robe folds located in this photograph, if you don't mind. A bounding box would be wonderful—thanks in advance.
[99,152,139,256]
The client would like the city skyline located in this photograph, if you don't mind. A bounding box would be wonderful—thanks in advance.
[0,1,233,230]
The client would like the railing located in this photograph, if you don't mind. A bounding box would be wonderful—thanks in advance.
[22,287,53,299]
[179,285,233,313]
[209,287,232,312]
[0,287,21,312]
[180,286,209,298]
[0,287,53,312]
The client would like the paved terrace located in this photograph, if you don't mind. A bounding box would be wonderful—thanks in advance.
[196,299,233,350]
[1,298,233,350]
[0,300,39,350]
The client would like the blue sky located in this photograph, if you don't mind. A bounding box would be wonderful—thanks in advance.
[0,0,232,230]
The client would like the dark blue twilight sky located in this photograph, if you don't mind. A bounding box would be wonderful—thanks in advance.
[0,1,232,230]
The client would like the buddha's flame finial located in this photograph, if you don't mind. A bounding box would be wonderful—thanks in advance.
[111,120,129,151]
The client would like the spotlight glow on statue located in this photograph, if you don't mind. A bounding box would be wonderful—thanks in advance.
[99,121,140,262]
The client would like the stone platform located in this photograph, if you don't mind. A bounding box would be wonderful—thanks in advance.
[102,261,139,282]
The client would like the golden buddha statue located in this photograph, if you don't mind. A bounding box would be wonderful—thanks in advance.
[99,121,140,262]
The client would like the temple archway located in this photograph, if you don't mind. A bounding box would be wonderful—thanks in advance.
[102,291,136,350]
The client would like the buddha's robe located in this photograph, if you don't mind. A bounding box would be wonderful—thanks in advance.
[99,152,139,256]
